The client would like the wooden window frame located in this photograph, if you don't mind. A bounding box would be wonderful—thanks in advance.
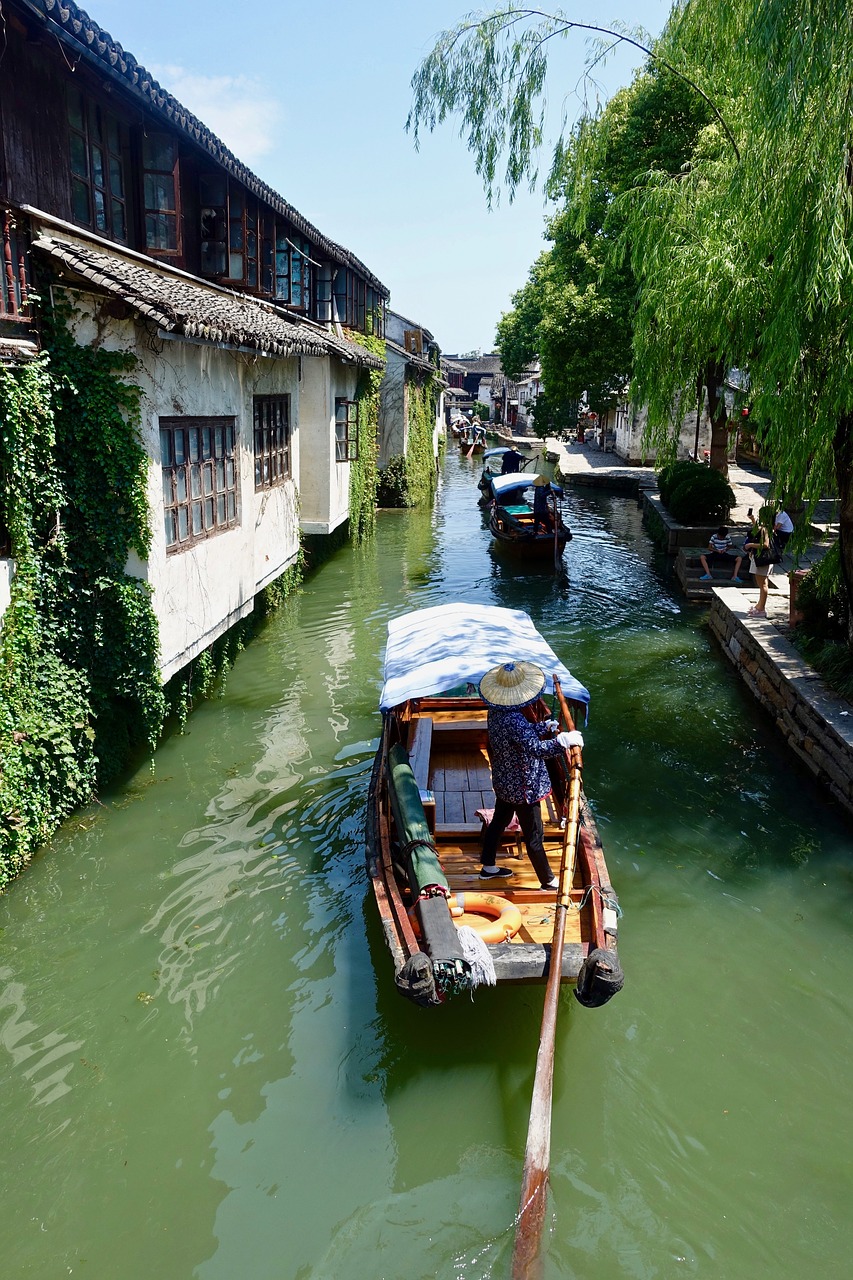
[142,132,182,258]
[67,87,129,244]
[160,416,238,552]
[334,398,359,463]
[253,395,291,489]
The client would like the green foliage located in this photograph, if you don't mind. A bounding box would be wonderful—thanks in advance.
[657,459,705,507]
[795,544,848,647]
[345,332,385,543]
[664,465,735,524]
[0,314,165,887]
[472,401,490,421]
[529,391,578,440]
[405,377,439,507]
[377,454,409,507]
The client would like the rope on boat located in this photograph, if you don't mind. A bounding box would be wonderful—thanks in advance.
[455,925,496,990]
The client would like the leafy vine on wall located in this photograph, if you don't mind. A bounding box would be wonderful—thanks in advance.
[0,306,164,887]
[344,332,385,543]
[404,374,439,507]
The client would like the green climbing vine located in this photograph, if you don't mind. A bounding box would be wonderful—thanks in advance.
[404,375,439,507]
[0,303,164,887]
[344,331,385,542]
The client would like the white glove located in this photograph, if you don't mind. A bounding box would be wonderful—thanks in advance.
[543,719,560,733]
[557,730,584,750]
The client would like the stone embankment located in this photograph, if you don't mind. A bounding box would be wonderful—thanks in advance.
[709,590,853,816]
[544,435,852,818]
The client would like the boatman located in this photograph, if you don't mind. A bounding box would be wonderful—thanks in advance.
[478,660,583,891]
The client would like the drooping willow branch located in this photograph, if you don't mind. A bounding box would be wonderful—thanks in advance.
[408,6,740,193]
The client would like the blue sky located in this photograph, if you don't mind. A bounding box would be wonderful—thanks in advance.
[95,0,673,353]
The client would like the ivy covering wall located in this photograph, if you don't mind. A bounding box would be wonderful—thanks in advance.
[345,332,385,542]
[404,375,440,507]
[0,315,164,887]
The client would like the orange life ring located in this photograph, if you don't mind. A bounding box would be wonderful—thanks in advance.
[409,891,522,945]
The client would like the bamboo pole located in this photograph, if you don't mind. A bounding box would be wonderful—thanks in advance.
[511,676,583,1279]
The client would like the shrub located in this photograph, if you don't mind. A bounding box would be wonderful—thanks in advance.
[795,543,848,644]
[657,459,703,506]
[666,466,735,524]
[377,454,410,507]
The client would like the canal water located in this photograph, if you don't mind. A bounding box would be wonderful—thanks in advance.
[3,451,852,1279]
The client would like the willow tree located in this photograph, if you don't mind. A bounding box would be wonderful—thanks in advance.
[409,3,853,634]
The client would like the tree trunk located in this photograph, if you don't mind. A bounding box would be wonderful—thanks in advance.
[833,412,853,647]
[703,359,730,476]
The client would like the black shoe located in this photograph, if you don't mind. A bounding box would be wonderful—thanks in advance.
[479,866,513,880]
[539,878,559,891]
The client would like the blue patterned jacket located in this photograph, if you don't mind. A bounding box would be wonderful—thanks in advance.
[487,707,563,805]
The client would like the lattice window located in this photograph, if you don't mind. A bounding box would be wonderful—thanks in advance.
[160,417,238,551]
[334,399,359,463]
[253,396,291,489]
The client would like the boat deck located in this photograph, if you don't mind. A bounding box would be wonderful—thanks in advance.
[409,706,590,950]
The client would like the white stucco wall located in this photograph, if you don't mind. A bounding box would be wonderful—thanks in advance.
[297,357,358,536]
[64,292,311,682]
[0,558,14,625]
[377,348,407,466]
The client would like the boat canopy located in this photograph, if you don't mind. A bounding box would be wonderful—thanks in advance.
[379,603,589,711]
[490,473,563,498]
[482,446,511,459]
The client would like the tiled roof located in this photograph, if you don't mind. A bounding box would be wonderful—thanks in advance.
[33,235,385,368]
[28,0,388,298]
[444,354,503,375]
[0,335,39,365]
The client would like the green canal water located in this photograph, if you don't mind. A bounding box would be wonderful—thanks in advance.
[3,452,853,1279]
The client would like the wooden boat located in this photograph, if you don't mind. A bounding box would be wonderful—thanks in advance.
[365,603,622,1007]
[487,473,572,556]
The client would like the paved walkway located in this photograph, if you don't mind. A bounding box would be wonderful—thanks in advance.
[539,436,839,620]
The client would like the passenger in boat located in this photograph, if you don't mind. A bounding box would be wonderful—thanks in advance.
[478,660,583,891]
[532,475,555,533]
[699,526,743,581]
[500,447,524,474]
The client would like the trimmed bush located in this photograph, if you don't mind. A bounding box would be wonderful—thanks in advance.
[665,466,735,524]
[657,459,703,506]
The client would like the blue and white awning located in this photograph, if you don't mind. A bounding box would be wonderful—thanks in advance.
[379,603,589,711]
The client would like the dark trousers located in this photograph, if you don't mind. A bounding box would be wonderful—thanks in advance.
[481,797,553,885]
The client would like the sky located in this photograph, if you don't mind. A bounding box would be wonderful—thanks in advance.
[94,0,674,353]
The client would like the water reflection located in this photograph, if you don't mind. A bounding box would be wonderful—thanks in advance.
[1,450,853,1280]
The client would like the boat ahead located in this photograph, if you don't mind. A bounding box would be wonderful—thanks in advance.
[487,473,572,557]
[365,603,622,1008]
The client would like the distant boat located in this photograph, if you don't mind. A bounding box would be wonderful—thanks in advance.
[486,473,572,557]
[365,603,622,1008]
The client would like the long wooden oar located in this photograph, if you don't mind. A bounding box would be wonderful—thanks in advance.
[511,675,583,1280]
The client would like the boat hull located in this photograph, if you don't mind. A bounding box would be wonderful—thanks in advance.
[365,694,620,1006]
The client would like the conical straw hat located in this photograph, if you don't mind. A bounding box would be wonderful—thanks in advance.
[479,660,546,708]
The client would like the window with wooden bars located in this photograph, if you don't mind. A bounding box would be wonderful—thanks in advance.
[253,396,291,489]
[67,87,128,243]
[160,417,238,551]
[274,229,312,310]
[334,399,359,463]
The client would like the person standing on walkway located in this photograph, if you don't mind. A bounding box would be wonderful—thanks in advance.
[744,524,773,617]
[478,660,582,891]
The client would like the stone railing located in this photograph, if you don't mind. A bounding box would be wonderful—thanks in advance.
[709,593,853,816]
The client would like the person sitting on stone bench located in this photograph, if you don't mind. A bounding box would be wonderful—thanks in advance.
[699,526,743,581]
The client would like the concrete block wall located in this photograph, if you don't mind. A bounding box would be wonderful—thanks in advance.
[709,594,853,816]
